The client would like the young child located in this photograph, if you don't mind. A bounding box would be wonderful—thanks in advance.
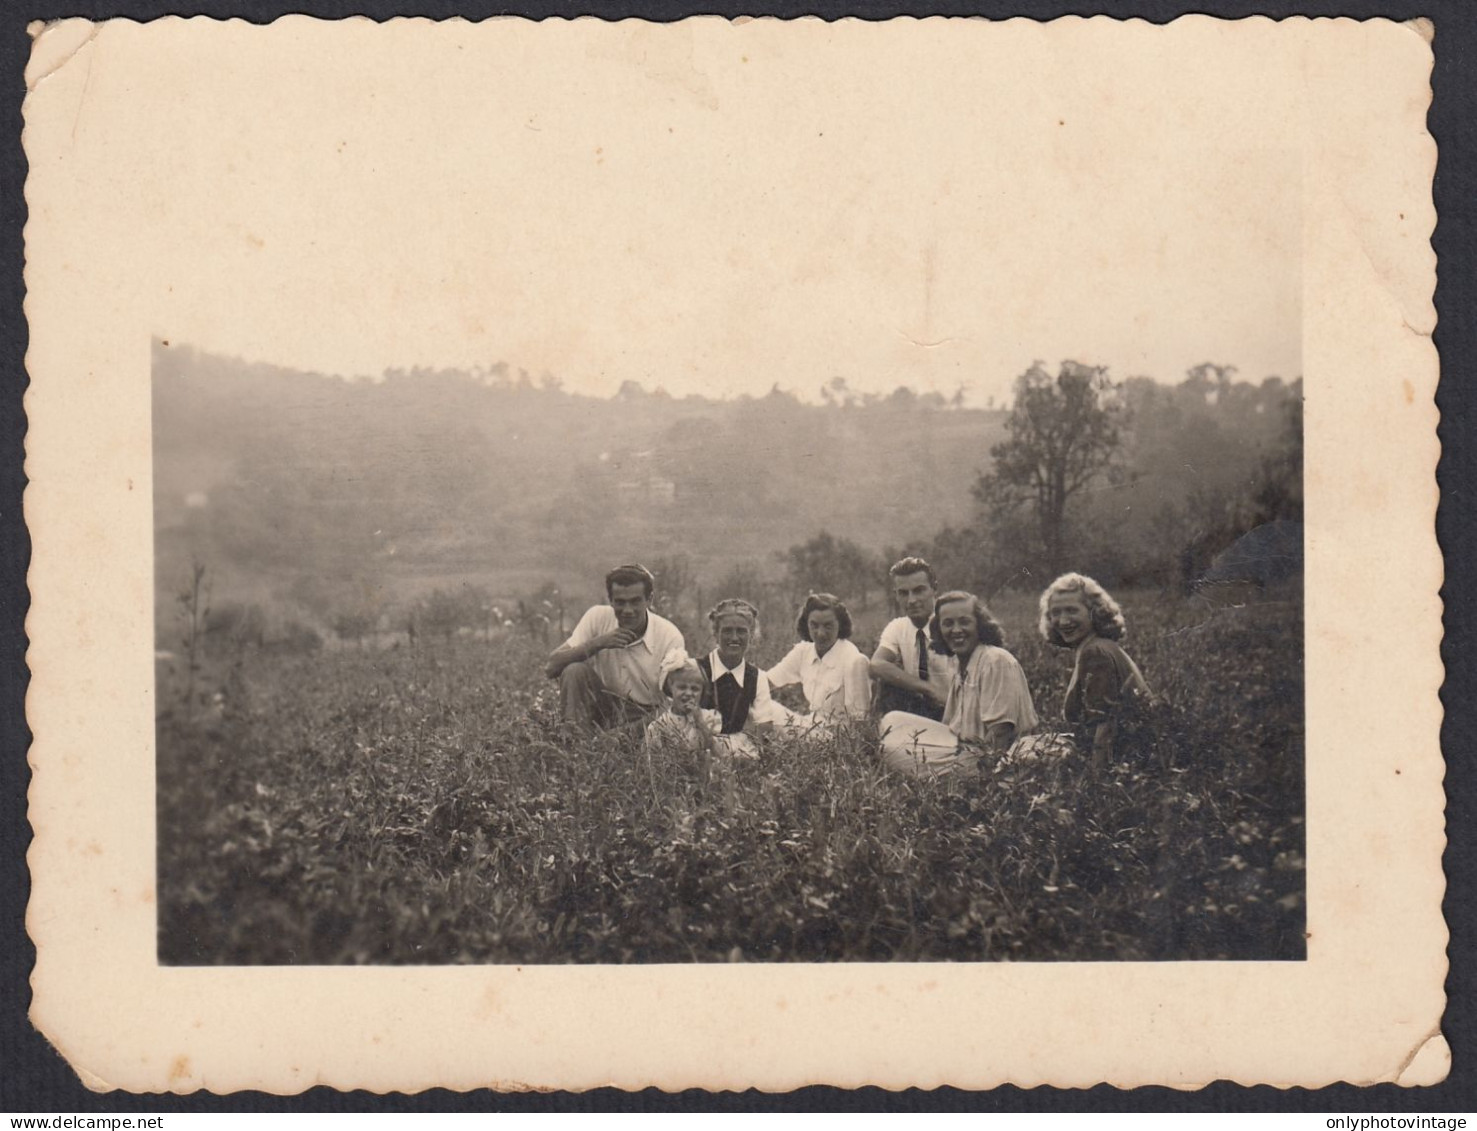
[644,650,758,759]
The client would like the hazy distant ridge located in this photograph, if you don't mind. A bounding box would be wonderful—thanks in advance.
[153,343,1006,604]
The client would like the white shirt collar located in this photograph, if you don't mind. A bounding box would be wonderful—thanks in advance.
[955,645,988,679]
[615,609,660,652]
[810,639,849,665]
[708,650,747,681]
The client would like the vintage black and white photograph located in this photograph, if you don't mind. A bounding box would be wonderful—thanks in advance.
[23,13,1442,1091]
[145,20,1306,967]
[153,353,1306,966]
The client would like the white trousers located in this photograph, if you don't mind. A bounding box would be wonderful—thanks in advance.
[878,710,979,779]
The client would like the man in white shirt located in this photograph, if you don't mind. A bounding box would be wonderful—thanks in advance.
[870,556,951,721]
[545,563,687,731]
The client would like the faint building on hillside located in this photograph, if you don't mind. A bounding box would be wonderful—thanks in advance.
[616,473,676,506]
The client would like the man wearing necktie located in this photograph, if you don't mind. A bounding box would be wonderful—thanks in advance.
[869,556,951,721]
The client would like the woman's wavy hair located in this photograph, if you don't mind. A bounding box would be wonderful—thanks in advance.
[927,591,1006,654]
[1037,572,1127,646]
[707,597,761,643]
[794,593,854,641]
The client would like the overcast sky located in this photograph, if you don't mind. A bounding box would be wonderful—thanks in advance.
[69,18,1302,404]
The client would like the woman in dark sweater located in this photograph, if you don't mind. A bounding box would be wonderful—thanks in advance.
[1038,573,1154,770]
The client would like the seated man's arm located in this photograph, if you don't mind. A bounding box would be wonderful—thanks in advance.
[869,644,943,702]
[545,618,632,679]
[545,641,588,680]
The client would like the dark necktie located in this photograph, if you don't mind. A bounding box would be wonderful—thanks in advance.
[916,627,930,682]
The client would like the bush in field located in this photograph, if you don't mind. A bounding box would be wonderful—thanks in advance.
[206,601,267,650]
[413,585,493,642]
[156,589,1304,965]
[780,532,882,609]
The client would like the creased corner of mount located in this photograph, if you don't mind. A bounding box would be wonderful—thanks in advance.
[25,20,99,94]
[1395,1031,1450,1087]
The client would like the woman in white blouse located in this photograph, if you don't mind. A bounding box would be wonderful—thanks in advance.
[765,592,873,727]
[879,590,1039,778]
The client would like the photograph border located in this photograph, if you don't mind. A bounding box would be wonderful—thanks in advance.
[6,0,1471,1109]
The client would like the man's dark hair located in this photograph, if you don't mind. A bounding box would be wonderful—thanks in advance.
[605,563,656,599]
[888,556,937,588]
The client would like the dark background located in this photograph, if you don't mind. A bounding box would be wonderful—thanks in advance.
[3,0,1472,1113]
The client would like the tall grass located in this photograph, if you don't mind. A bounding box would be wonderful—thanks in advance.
[156,588,1304,963]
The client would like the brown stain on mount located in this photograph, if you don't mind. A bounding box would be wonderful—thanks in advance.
[476,983,501,1019]
[1401,378,1415,405]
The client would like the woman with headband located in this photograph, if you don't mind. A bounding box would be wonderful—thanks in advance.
[696,598,790,751]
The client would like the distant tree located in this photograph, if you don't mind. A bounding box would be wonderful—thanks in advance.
[177,560,210,716]
[286,573,335,621]
[820,376,859,408]
[462,584,495,636]
[973,361,1124,577]
[923,518,1039,600]
[331,609,375,649]
[1249,383,1303,524]
[206,601,266,649]
[524,580,565,635]
[781,531,881,608]
[885,386,917,410]
[647,554,695,621]
[709,560,789,646]
[272,619,323,655]
[415,585,491,643]
[1183,362,1237,406]
[765,383,800,404]
[713,560,772,603]
[417,590,462,642]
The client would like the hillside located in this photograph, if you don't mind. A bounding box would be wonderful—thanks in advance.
[152,342,1007,618]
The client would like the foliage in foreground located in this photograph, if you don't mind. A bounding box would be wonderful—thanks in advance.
[157,591,1305,964]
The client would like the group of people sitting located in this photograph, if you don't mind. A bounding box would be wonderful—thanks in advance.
[543,557,1153,779]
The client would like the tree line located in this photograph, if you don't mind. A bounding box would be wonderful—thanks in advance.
[156,346,1299,655]
[646,360,1301,638]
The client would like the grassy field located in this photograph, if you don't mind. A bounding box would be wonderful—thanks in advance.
[156,587,1305,964]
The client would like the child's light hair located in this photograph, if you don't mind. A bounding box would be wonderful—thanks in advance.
[658,649,707,695]
[1037,573,1127,646]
